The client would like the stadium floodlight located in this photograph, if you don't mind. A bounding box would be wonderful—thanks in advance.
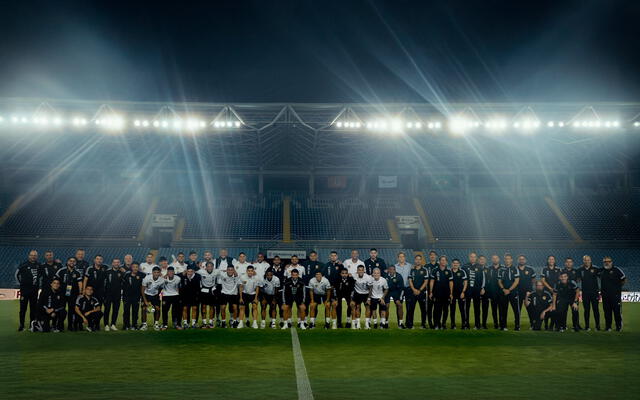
[449,118,475,135]
[336,121,343,128]
[547,121,555,127]
[134,120,141,127]
[0,116,3,123]
[11,116,18,123]
[634,121,640,127]
[161,120,169,128]
[234,121,241,128]
[153,120,160,128]
[612,120,619,127]
[485,119,507,132]
[558,121,565,127]
[415,122,422,129]
[53,117,62,125]
[199,121,206,128]
[225,121,232,128]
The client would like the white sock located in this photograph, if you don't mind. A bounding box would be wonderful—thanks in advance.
[287,318,292,323]
[311,318,316,323]
[381,318,387,324]
[326,317,331,323]
[366,318,371,323]
[182,320,187,325]
[373,318,377,324]
[347,317,352,323]
[399,319,404,324]
[191,319,196,325]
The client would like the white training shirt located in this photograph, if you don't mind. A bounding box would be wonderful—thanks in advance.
[218,273,240,295]
[198,268,218,288]
[308,276,331,295]
[233,260,251,277]
[353,273,374,295]
[240,274,262,295]
[142,274,165,296]
[285,264,305,278]
[140,262,159,275]
[171,261,188,275]
[344,258,365,276]
[253,261,270,278]
[370,277,389,299]
[162,276,181,297]
[261,276,281,295]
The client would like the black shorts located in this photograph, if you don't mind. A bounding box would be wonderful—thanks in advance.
[221,293,239,306]
[181,294,199,307]
[369,298,388,311]
[199,290,217,306]
[259,292,276,304]
[145,294,161,307]
[386,291,404,303]
[240,293,259,305]
[310,294,327,304]
[352,292,369,305]
[283,294,305,307]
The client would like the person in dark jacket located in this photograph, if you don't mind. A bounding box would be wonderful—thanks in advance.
[15,250,40,331]
[122,262,145,330]
[36,278,66,332]
[38,250,62,290]
[55,257,83,331]
[103,258,124,331]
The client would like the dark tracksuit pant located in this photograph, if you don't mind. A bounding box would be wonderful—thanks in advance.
[19,290,38,328]
[85,311,103,330]
[602,294,623,331]
[65,296,82,331]
[406,291,427,328]
[554,300,572,330]
[103,294,121,327]
[483,291,500,329]
[582,291,601,330]
[426,292,435,328]
[432,295,450,329]
[123,297,140,329]
[162,295,181,326]
[39,309,67,332]
[517,290,534,327]
[450,295,465,328]
[499,292,520,330]
[465,288,482,329]
[526,304,549,331]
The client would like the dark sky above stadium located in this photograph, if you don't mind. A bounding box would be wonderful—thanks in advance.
[1,0,639,103]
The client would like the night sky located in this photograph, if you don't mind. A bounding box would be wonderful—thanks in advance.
[1,0,639,103]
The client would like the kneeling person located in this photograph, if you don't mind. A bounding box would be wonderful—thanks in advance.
[75,285,102,332]
[525,281,553,330]
[36,278,66,332]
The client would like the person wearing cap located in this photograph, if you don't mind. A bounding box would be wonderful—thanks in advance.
[180,264,201,329]
[161,266,181,330]
[141,266,164,331]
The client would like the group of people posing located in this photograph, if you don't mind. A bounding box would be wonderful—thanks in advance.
[15,248,626,332]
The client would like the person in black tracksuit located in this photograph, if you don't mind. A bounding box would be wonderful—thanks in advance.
[600,257,625,331]
[541,256,561,328]
[498,255,520,331]
[122,263,145,329]
[37,278,67,332]
[429,256,453,330]
[553,271,579,331]
[425,251,439,329]
[38,251,62,291]
[84,257,107,301]
[516,256,536,328]
[577,256,601,331]
[75,286,103,331]
[449,260,468,329]
[525,281,553,331]
[331,268,355,327]
[267,257,287,324]
[465,261,485,329]
[103,259,125,329]
[407,258,429,329]
[55,257,83,331]
[483,256,503,329]
[15,250,41,331]
[562,257,582,331]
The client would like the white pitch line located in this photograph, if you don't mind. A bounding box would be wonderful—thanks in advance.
[290,327,314,400]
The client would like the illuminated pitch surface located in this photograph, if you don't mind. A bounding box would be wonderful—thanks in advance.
[0,301,637,400]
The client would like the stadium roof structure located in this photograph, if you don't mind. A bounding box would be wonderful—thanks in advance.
[0,98,639,175]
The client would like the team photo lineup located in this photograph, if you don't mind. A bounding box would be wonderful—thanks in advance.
[17,248,625,333]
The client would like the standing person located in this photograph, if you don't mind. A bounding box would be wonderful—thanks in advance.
[260,269,281,328]
[351,265,373,330]
[331,268,355,328]
[216,249,234,271]
[367,268,389,329]
[364,248,387,275]
[233,252,251,277]
[285,255,305,279]
[308,271,332,329]
[103,258,124,331]
[55,257,83,331]
[39,250,62,290]
[516,255,536,329]
[267,256,286,326]
[385,265,406,329]
[553,271,580,332]
[562,257,582,331]
[16,250,40,331]
[393,252,412,289]
[161,267,181,330]
[74,249,89,278]
[158,257,170,277]
[197,261,218,328]
[141,266,164,331]
[253,252,271,279]
[498,254,521,331]
[324,251,343,326]
[343,250,365,277]
[122,262,144,330]
[75,285,103,332]
[541,255,561,330]
[600,256,625,332]
[305,251,327,278]
[281,269,307,329]
[425,251,439,329]
[140,253,159,275]
[171,252,188,275]
[483,255,502,329]
[430,256,453,330]
[466,255,486,330]
[180,265,201,329]
[239,266,262,329]
[406,255,428,329]
[218,265,241,328]
[577,255,601,331]
[83,255,107,301]
[36,278,66,332]
[122,254,134,272]
[200,250,215,270]
[525,281,553,331]
[449,259,468,329]
[187,251,200,270]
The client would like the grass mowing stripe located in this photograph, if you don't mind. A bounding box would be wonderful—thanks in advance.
[291,327,314,400]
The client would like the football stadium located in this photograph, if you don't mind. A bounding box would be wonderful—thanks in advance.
[1,2,640,400]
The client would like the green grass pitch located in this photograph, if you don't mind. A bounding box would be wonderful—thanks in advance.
[1,300,638,399]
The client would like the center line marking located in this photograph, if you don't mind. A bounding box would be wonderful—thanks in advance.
[290,327,314,400]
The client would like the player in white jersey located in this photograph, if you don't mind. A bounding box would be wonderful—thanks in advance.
[158,257,170,277]
[285,255,305,278]
[171,252,188,275]
[259,269,281,328]
[140,253,159,275]
[161,267,181,330]
[233,252,251,277]
[351,265,373,329]
[343,250,365,277]
[141,267,164,331]
[197,261,218,328]
[366,268,389,329]
[239,266,262,328]
[218,265,241,328]
[308,271,332,329]
[253,252,270,278]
